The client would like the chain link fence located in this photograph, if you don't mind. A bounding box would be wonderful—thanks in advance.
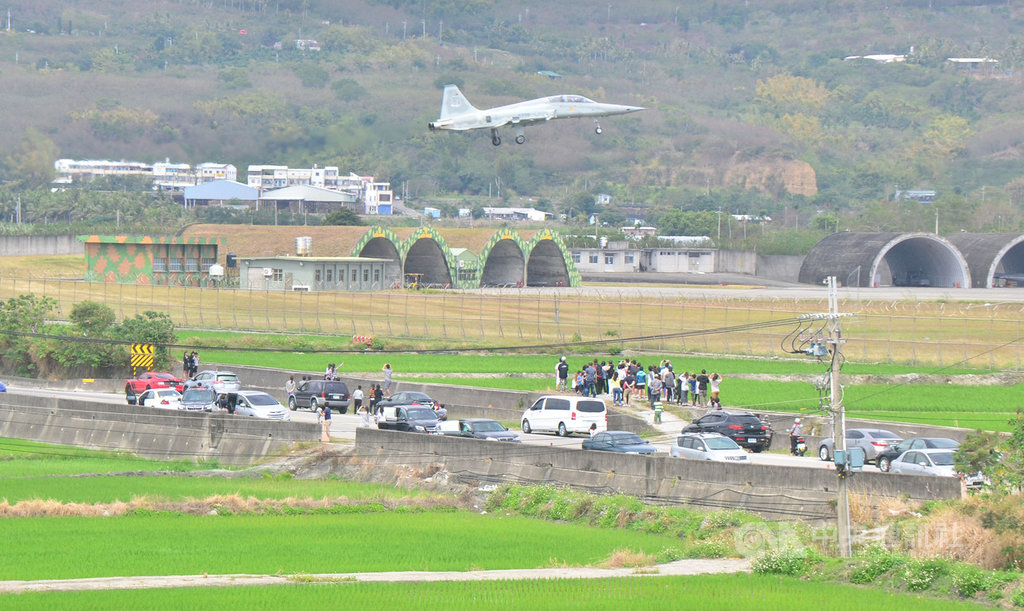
[4,275,1022,369]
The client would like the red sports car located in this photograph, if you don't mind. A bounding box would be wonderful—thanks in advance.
[126,372,185,402]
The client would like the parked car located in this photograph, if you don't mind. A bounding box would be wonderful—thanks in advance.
[135,388,182,410]
[818,428,903,463]
[889,448,957,478]
[671,432,749,462]
[438,418,521,442]
[230,390,290,421]
[680,411,772,452]
[185,370,241,395]
[520,395,608,437]
[288,379,351,413]
[180,387,218,412]
[377,406,440,433]
[125,371,185,404]
[876,437,959,472]
[375,391,441,410]
[582,431,657,454]
[0,380,6,392]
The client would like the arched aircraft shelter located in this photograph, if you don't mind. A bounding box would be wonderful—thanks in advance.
[946,233,1024,288]
[526,236,572,287]
[799,232,970,288]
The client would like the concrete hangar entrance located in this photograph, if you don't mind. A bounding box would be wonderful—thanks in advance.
[798,232,970,288]
[478,229,574,287]
[946,233,1024,288]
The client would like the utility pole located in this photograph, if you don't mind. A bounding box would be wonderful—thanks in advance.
[826,276,852,558]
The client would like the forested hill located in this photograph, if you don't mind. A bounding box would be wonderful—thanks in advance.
[2,0,1024,235]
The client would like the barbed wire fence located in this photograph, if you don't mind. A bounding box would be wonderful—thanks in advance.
[7,276,1023,369]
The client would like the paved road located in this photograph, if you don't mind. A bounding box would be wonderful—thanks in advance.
[9,385,834,470]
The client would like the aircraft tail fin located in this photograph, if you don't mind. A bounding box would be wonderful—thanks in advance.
[438,84,478,120]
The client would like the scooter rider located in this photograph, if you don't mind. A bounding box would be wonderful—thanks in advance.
[788,418,803,455]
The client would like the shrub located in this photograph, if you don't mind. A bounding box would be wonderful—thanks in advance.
[850,546,906,584]
[752,547,818,576]
[903,559,949,592]
[951,564,990,598]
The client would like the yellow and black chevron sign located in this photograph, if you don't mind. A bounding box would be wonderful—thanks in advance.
[130,343,154,376]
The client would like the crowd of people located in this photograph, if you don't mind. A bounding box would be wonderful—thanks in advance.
[556,357,723,409]
[182,351,200,378]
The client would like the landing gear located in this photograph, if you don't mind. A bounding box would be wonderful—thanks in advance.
[490,128,501,146]
[594,119,603,135]
[514,127,526,144]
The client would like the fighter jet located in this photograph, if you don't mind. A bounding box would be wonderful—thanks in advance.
[427,84,645,146]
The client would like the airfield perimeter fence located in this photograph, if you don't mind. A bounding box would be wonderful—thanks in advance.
[1,275,1022,370]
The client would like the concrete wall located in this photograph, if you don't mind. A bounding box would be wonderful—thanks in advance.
[716,250,758,275]
[0,392,318,465]
[0,235,84,256]
[355,427,961,520]
[756,254,804,283]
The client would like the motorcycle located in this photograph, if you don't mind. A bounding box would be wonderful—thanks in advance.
[791,436,807,457]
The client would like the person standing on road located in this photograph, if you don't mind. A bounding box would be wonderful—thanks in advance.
[788,418,803,455]
[556,357,569,392]
[709,373,722,408]
[678,371,689,405]
[635,366,647,401]
[583,362,597,398]
[372,384,384,414]
[696,370,710,407]
[648,373,662,407]
[318,402,332,442]
[622,371,636,405]
[662,367,676,403]
[285,376,296,402]
[382,363,393,397]
[352,385,364,413]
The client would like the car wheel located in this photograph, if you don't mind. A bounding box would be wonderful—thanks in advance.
[557,422,568,437]
[818,445,831,461]
[338,406,348,415]
[878,456,891,472]
[125,386,136,405]
[751,446,763,453]
[311,399,318,412]
[522,419,532,434]
[287,396,297,411]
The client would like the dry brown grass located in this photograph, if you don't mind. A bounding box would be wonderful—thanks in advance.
[0,493,465,518]
[849,492,918,526]
[599,548,657,569]
[906,505,1015,569]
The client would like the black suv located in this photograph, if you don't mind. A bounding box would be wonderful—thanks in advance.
[288,379,351,413]
[681,410,772,452]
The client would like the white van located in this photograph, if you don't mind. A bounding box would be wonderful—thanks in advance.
[520,395,608,437]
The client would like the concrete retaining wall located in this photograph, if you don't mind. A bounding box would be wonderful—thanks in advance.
[355,427,961,520]
[0,392,318,465]
[716,250,758,275]
[756,254,804,283]
[0,235,84,256]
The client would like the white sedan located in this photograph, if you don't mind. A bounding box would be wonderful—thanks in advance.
[232,390,291,421]
[136,388,183,410]
[671,432,749,462]
[889,448,956,478]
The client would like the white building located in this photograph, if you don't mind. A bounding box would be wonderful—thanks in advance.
[246,166,392,214]
[571,246,717,274]
[54,158,237,191]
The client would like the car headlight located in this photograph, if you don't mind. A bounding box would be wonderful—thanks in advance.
[414,425,425,431]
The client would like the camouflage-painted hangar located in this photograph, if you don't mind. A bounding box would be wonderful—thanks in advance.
[798,232,1024,288]
[142,225,582,290]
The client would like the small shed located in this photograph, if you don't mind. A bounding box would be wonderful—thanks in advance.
[79,235,223,286]
[239,255,393,291]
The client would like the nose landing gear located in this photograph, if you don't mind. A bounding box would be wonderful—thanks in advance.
[594,119,603,135]
[490,128,501,146]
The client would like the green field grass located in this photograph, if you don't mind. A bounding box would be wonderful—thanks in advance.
[0,438,217,476]
[0,512,690,581]
[0,473,437,505]
[0,574,990,610]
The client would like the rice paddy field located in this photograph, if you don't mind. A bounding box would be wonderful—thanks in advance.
[0,441,1003,609]
[0,575,991,610]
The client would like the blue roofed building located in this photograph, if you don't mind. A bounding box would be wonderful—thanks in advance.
[183,180,259,209]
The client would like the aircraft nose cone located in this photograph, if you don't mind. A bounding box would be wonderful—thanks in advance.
[627,106,645,113]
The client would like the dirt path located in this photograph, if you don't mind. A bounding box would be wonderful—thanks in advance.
[0,559,751,593]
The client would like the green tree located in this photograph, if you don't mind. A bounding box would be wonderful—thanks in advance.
[322,208,364,226]
[69,301,117,338]
[3,128,59,189]
[657,209,717,236]
[0,294,57,375]
[956,412,1024,494]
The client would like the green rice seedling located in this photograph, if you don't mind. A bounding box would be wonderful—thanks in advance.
[0,574,993,610]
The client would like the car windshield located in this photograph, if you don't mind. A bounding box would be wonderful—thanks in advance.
[183,389,215,402]
[929,452,955,466]
[610,433,644,445]
[245,393,280,406]
[706,437,741,450]
[870,430,900,438]
[731,415,762,425]
[155,373,177,380]
[216,374,239,383]
[471,421,505,432]
[407,408,439,420]
[576,400,605,413]
[929,438,959,448]
[156,390,180,398]
[405,393,432,402]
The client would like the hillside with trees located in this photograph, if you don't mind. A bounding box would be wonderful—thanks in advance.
[2,0,1024,251]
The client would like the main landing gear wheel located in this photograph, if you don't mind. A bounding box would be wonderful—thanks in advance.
[491,135,501,146]
[515,134,526,144]
[595,126,602,134]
